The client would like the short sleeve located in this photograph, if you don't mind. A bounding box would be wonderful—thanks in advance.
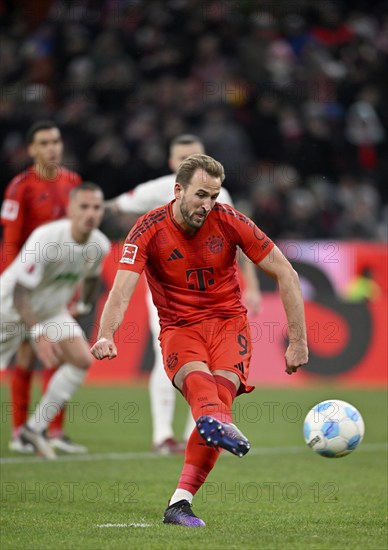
[1,179,26,265]
[218,205,274,264]
[118,220,149,274]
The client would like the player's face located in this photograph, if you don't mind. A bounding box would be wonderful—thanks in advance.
[169,142,205,173]
[28,128,63,167]
[175,169,221,233]
[68,190,104,241]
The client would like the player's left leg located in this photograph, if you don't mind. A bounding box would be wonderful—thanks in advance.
[163,362,223,527]
[41,368,65,436]
[163,426,218,527]
[41,366,87,454]
[21,332,91,459]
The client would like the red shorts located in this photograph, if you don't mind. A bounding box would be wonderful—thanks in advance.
[159,314,254,395]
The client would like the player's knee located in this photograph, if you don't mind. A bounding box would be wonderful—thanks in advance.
[16,341,36,369]
[174,361,210,391]
[64,350,92,371]
[73,355,92,370]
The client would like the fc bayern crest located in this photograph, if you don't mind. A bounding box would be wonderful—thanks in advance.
[206,235,224,254]
[166,352,178,370]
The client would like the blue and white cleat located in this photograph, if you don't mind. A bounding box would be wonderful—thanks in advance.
[196,415,251,457]
[163,499,205,527]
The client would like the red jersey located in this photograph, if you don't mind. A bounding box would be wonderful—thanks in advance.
[1,166,81,268]
[119,201,274,329]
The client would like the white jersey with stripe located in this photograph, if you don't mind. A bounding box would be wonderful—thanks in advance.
[1,219,110,323]
[115,173,233,213]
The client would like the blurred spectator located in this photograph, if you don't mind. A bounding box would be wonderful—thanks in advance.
[345,267,381,302]
[335,175,381,240]
[0,0,387,241]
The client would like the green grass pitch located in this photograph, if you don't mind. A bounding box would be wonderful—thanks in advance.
[1,383,387,549]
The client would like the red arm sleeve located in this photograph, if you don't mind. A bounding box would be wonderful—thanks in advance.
[1,180,26,267]
[117,218,150,274]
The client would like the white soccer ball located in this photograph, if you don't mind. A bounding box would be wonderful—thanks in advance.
[303,399,365,458]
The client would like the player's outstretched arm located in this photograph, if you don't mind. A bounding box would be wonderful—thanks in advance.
[257,246,308,375]
[91,270,140,360]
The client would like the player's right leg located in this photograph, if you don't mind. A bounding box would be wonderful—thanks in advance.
[9,341,35,453]
[195,373,250,457]
[195,314,253,456]
[161,324,251,453]
[0,321,34,453]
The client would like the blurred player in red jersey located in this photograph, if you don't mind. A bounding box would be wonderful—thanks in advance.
[91,155,309,526]
[1,120,86,454]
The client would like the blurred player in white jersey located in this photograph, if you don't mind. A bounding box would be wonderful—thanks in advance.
[106,135,261,454]
[0,183,110,458]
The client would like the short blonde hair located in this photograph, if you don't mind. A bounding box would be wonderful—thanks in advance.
[70,182,103,199]
[176,154,225,188]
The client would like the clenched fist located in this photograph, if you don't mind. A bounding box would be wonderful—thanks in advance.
[90,337,117,360]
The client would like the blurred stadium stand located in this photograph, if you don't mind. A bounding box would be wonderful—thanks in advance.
[1,0,387,241]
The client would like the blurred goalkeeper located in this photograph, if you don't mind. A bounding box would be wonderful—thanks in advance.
[92,155,308,526]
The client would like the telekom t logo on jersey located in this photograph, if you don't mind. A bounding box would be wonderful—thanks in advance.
[186,267,214,291]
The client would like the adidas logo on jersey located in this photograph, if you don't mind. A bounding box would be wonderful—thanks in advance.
[167,248,184,261]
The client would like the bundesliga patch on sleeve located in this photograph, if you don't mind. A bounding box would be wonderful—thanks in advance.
[1,199,19,221]
[120,243,138,265]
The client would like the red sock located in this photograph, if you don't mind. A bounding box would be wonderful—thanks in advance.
[214,374,237,415]
[177,372,237,495]
[11,366,33,437]
[41,368,65,437]
[178,429,219,494]
[181,371,231,423]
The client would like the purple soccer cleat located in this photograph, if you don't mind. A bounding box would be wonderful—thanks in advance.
[196,415,251,457]
[163,499,206,527]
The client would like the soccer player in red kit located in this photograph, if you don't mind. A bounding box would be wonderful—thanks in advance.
[1,120,85,454]
[91,155,309,526]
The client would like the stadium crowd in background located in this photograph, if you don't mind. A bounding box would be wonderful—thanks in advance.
[1,0,387,242]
